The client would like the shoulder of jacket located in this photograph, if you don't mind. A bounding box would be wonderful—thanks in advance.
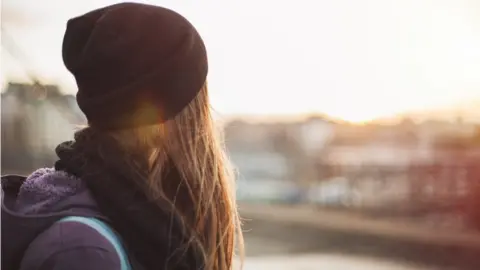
[20,220,120,270]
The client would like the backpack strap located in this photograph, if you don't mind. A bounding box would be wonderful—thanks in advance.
[57,216,132,270]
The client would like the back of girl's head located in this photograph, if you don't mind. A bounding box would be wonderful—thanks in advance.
[62,3,243,269]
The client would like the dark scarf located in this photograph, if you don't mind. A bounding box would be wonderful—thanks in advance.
[54,130,205,270]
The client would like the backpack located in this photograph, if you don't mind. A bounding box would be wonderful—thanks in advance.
[57,216,132,270]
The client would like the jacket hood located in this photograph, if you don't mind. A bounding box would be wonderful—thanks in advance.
[1,168,104,270]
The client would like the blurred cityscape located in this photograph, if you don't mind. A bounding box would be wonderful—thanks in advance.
[4,81,480,269]
[228,112,480,230]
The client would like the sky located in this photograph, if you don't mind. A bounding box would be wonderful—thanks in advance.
[2,0,480,122]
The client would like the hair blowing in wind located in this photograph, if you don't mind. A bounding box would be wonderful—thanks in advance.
[103,83,245,269]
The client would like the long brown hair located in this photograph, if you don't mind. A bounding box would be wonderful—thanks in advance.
[94,83,244,269]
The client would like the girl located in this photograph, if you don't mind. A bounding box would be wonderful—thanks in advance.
[1,3,243,270]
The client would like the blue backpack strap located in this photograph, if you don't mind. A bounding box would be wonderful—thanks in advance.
[58,216,132,270]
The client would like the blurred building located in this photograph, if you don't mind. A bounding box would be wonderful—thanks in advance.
[1,82,86,173]
[325,123,428,168]
[224,120,289,181]
[310,119,480,217]
[224,117,336,202]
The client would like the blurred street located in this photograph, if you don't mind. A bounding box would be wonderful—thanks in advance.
[239,254,432,270]
[240,204,480,270]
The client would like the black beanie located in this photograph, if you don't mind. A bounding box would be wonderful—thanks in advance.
[62,2,208,130]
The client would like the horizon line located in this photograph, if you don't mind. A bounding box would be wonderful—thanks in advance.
[2,79,480,124]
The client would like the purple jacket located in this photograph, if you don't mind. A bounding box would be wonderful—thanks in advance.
[2,168,121,270]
